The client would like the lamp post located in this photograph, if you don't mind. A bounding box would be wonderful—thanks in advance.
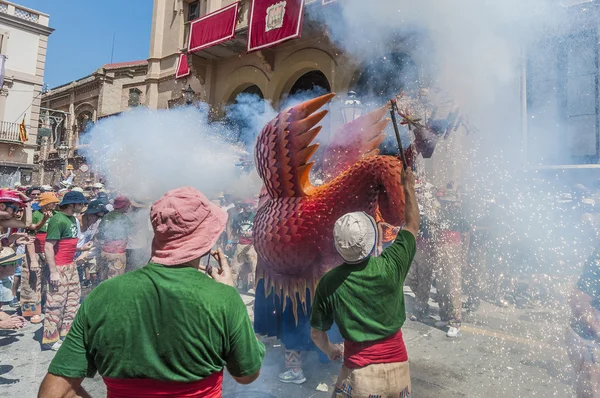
[57,141,69,175]
[340,91,363,124]
[182,84,195,106]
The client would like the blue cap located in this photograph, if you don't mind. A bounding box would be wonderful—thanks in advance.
[60,191,88,206]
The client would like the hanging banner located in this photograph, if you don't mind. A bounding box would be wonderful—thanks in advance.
[175,52,190,79]
[247,0,305,52]
[188,2,240,53]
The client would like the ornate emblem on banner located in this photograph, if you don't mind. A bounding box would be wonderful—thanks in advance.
[265,1,287,32]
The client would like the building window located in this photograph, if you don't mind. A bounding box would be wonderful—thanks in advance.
[128,88,142,107]
[527,30,599,165]
[187,0,207,22]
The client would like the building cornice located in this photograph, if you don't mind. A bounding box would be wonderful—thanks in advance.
[0,12,53,36]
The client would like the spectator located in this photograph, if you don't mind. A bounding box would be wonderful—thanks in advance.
[97,196,131,280]
[38,187,265,398]
[310,169,419,396]
[567,243,600,397]
[226,198,257,293]
[22,192,59,323]
[41,191,88,351]
[61,165,75,186]
[0,246,27,330]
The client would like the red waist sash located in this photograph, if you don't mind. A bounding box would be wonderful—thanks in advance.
[102,240,128,254]
[54,238,78,266]
[343,329,408,369]
[103,371,223,398]
[34,232,47,253]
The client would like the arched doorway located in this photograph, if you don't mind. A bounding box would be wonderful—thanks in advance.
[225,84,266,146]
[353,52,419,99]
[289,70,331,97]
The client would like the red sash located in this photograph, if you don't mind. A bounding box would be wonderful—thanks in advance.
[54,238,78,266]
[102,240,128,254]
[34,232,47,253]
[103,371,223,398]
[343,329,408,369]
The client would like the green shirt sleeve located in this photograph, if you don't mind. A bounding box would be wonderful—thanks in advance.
[224,292,266,378]
[45,215,65,241]
[48,301,97,378]
[309,281,334,332]
[381,230,417,281]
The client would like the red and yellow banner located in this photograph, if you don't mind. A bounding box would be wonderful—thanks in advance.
[247,0,305,52]
[19,115,27,143]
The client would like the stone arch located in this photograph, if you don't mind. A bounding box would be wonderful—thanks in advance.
[272,48,337,108]
[216,65,270,114]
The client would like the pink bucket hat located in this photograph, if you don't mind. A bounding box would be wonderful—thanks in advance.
[150,187,227,266]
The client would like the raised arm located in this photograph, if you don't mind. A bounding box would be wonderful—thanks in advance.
[402,168,419,238]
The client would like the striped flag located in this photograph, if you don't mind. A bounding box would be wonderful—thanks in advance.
[19,115,27,143]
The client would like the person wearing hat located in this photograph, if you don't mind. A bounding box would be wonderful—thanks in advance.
[41,190,88,350]
[226,197,258,292]
[0,189,32,228]
[90,182,104,199]
[75,200,107,287]
[433,188,469,338]
[126,198,153,271]
[21,192,60,324]
[309,169,419,396]
[0,247,27,329]
[61,165,75,187]
[39,187,266,397]
[97,195,131,280]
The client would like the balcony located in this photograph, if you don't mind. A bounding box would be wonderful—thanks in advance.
[0,1,50,27]
[0,121,25,143]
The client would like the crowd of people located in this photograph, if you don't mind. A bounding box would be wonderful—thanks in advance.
[0,165,598,397]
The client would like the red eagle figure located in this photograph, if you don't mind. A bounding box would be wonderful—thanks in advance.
[253,93,407,321]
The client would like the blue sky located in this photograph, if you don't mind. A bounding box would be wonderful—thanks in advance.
[18,0,153,88]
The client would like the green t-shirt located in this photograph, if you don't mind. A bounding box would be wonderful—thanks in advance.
[48,262,265,382]
[310,230,416,343]
[46,212,78,240]
[31,210,56,234]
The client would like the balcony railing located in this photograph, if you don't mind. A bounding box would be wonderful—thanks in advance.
[0,2,45,25]
[0,121,24,143]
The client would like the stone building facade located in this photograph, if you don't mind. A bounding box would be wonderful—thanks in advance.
[38,60,147,185]
[0,1,52,187]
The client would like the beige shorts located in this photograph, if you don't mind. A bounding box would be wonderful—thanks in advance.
[333,361,411,398]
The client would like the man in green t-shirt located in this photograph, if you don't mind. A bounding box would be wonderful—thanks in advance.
[41,191,88,351]
[38,187,265,398]
[310,169,419,397]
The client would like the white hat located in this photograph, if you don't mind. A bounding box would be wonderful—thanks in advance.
[14,182,21,188]
[93,183,104,189]
[333,212,378,264]
[71,187,84,193]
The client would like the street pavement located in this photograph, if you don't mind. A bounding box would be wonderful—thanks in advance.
[0,287,577,397]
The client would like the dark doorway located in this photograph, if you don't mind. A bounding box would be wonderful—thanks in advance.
[289,70,331,96]
[354,52,419,99]
[226,85,266,146]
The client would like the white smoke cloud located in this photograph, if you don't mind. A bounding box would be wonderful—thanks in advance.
[82,106,262,201]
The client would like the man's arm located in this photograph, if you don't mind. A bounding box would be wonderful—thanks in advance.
[224,292,265,384]
[45,240,59,286]
[402,169,419,238]
[38,374,90,398]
